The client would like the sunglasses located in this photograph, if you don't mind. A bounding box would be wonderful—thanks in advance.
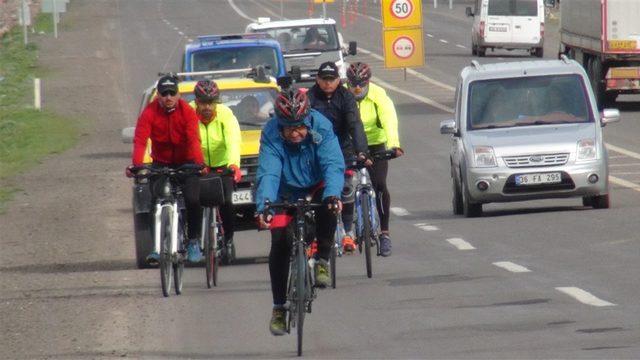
[348,81,368,88]
[159,90,177,97]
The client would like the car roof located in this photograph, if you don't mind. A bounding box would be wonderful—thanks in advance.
[184,35,280,53]
[247,18,336,30]
[461,59,586,82]
[178,77,279,92]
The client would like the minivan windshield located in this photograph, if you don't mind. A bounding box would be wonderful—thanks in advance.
[488,0,537,16]
[468,74,592,130]
[191,47,280,76]
[259,25,339,53]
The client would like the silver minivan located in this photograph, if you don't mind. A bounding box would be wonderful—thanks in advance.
[466,0,545,57]
[440,57,620,217]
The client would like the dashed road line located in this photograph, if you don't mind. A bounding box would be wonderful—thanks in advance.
[178,31,184,36]
[609,175,640,192]
[426,33,434,38]
[390,207,410,216]
[456,44,466,49]
[493,261,531,273]
[414,223,439,231]
[555,287,616,307]
[439,39,448,44]
[446,238,475,250]
[610,163,640,167]
[371,76,454,113]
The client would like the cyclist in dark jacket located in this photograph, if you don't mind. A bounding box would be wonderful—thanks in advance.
[307,61,369,253]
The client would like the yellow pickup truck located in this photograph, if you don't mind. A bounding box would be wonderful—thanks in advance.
[124,72,278,268]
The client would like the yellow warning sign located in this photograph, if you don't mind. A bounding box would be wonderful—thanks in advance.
[383,27,424,68]
[381,0,422,29]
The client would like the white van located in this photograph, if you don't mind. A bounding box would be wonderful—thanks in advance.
[466,0,544,57]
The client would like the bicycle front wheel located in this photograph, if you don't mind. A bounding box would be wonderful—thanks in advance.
[361,194,373,278]
[330,245,336,289]
[205,208,218,288]
[159,206,173,297]
[296,240,306,356]
[173,261,183,295]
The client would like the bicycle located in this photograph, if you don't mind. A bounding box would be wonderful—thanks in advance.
[199,169,232,288]
[263,198,324,357]
[330,215,345,289]
[351,150,397,278]
[131,164,202,297]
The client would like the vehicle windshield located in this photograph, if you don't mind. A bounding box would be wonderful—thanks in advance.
[181,88,278,130]
[488,0,537,16]
[191,46,280,76]
[468,74,592,130]
[260,25,339,53]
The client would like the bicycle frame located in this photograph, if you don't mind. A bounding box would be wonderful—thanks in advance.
[152,176,186,260]
[354,168,379,242]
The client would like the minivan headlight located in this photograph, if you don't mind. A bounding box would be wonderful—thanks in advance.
[473,146,497,167]
[577,139,596,161]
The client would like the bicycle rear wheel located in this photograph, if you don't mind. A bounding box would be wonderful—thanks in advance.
[159,206,173,297]
[205,208,218,288]
[296,240,306,356]
[361,194,373,278]
[173,261,183,295]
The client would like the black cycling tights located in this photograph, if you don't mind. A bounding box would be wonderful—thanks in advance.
[368,144,391,232]
[269,197,336,305]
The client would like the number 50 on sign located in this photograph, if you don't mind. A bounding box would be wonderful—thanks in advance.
[382,0,422,29]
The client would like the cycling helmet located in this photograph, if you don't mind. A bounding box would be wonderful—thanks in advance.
[194,79,220,103]
[346,62,372,87]
[275,88,310,127]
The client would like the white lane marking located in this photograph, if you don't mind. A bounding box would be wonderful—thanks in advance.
[372,76,454,113]
[390,207,410,216]
[555,287,616,307]
[446,238,475,250]
[414,223,439,231]
[609,163,640,167]
[187,38,193,42]
[607,143,640,160]
[405,68,456,91]
[609,155,628,159]
[426,33,434,38]
[439,39,449,44]
[178,31,184,36]
[609,175,640,192]
[456,44,466,49]
[611,171,640,175]
[227,0,256,22]
[493,261,531,273]
[173,26,179,31]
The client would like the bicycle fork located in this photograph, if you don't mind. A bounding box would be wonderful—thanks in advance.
[153,202,179,257]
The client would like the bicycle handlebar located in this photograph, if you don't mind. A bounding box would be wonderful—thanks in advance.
[346,150,398,169]
[262,199,323,218]
[131,164,203,179]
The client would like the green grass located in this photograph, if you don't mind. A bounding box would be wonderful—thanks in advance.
[0,14,79,211]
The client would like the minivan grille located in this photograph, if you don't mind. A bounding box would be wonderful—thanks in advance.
[503,153,569,168]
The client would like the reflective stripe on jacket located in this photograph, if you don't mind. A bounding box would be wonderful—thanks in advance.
[197,104,241,168]
[357,82,401,148]
[255,109,345,213]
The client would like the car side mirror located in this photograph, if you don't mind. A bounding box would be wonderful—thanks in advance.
[601,108,621,126]
[440,119,458,135]
[348,41,357,56]
[121,127,135,144]
[466,7,474,17]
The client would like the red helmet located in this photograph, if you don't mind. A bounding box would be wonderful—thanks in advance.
[275,88,310,126]
[194,80,220,102]
[346,62,372,87]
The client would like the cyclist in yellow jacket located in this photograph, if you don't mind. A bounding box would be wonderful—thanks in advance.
[193,79,243,264]
[346,62,404,257]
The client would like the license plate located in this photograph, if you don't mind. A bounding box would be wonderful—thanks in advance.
[489,26,507,32]
[232,190,253,204]
[608,40,637,51]
[515,172,562,186]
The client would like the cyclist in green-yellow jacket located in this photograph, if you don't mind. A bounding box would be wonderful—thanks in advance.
[346,62,404,257]
[192,79,243,264]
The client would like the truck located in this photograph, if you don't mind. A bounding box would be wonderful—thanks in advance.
[559,0,640,107]
[245,17,357,83]
[182,33,287,78]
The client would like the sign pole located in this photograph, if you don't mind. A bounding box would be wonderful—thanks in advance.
[21,0,28,45]
[323,0,327,19]
[433,0,437,9]
[53,0,58,39]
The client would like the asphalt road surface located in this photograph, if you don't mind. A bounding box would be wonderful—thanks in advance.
[1,0,640,358]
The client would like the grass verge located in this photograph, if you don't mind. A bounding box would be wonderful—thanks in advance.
[0,14,79,213]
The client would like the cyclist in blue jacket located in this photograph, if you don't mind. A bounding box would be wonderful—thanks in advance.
[256,87,345,336]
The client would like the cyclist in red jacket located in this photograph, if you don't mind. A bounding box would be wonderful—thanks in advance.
[128,75,206,263]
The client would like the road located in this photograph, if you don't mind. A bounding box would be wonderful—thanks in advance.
[1,0,639,358]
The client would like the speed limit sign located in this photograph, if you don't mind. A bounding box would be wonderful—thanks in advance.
[382,0,421,28]
[390,0,413,19]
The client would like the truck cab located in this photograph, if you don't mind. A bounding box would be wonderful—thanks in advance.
[182,33,287,78]
[245,17,357,83]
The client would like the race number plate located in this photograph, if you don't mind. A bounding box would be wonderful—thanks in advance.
[232,190,253,204]
[515,172,562,186]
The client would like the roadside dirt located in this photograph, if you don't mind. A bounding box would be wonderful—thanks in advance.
[0,1,143,357]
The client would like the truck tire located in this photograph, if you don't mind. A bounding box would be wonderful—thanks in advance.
[588,57,608,109]
[134,212,154,269]
[534,47,544,58]
[477,46,486,57]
